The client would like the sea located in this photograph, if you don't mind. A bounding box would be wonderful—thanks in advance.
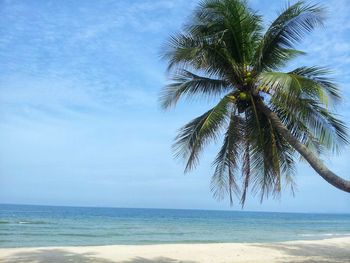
[0,204,349,248]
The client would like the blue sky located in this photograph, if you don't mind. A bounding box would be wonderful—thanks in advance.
[0,0,349,213]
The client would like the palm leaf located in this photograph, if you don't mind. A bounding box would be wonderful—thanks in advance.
[260,72,349,152]
[211,111,243,204]
[160,70,232,109]
[191,0,263,64]
[254,1,324,71]
[173,96,233,171]
[162,31,242,83]
[258,69,339,106]
[245,104,296,202]
[240,128,251,206]
[290,66,341,103]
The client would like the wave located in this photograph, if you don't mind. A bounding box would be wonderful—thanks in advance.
[0,220,50,225]
[299,233,350,237]
[57,233,124,238]
[57,233,127,238]
[18,221,50,225]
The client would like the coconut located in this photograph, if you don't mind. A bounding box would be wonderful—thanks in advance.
[239,92,249,100]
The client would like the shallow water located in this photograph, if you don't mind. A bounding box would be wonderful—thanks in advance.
[1,204,349,248]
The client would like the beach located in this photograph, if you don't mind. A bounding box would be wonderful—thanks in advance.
[0,237,349,263]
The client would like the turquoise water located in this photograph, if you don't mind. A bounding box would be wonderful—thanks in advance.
[0,204,349,248]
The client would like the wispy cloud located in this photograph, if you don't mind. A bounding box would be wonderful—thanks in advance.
[0,0,199,121]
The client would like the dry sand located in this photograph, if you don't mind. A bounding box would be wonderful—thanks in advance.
[0,237,349,263]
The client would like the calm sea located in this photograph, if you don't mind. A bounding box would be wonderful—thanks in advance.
[0,204,349,248]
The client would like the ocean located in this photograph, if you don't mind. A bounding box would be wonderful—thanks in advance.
[0,204,349,248]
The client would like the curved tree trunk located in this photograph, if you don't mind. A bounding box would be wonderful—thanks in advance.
[257,101,350,193]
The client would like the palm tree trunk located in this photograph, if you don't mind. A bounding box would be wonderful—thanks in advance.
[257,101,350,193]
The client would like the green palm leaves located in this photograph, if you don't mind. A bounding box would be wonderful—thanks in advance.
[160,70,231,109]
[254,2,324,71]
[160,0,349,205]
[259,67,347,153]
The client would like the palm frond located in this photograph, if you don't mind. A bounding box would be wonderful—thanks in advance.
[190,0,263,64]
[211,111,243,205]
[290,66,341,104]
[240,129,251,206]
[258,69,339,106]
[269,97,323,155]
[254,1,324,71]
[160,70,232,109]
[162,31,242,83]
[173,96,233,171]
[162,0,264,85]
[260,71,349,153]
[245,101,296,202]
[304,101,349,152]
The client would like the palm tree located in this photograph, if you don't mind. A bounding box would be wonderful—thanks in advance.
[160,0,350,205]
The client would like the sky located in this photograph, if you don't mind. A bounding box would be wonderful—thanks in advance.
[0,0,349,213]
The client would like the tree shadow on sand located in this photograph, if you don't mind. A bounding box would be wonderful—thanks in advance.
[120,257,197,263]
[1,249,198,263]
[1,249,115,263]
[255,242,350,263]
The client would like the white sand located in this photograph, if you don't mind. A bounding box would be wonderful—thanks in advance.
[0,237,349,262]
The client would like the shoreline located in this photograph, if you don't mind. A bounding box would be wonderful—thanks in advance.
[1,237,349,262]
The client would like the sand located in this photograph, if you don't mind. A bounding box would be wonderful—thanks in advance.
[0,237,349,263]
